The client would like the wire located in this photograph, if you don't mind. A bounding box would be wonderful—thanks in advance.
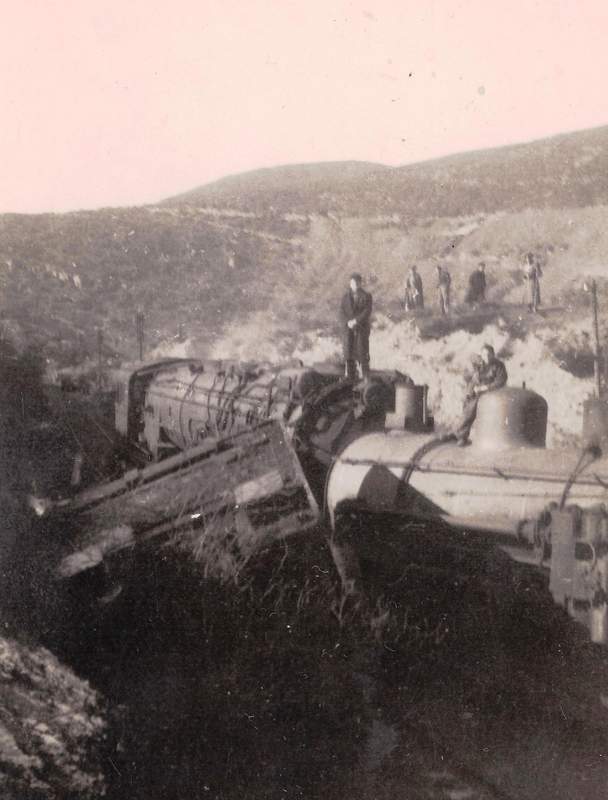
[559,444,601,510]
[399,436,447,489]
[178,369,203,445]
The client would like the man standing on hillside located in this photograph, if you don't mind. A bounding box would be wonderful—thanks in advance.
[453,344,508,446]
[465,262,487,306]
[340,273,372,380]
[436,265,451,315]
[404,264,424,311]
[524,252,542,312]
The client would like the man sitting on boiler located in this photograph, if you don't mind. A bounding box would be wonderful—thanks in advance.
[454,344,507,446]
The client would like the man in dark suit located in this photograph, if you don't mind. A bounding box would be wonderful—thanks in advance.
[340,273,372,380]
[465,262,487,305]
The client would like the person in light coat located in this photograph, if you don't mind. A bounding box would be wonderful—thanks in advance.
[404,265,424,311]
[524,252,542,312]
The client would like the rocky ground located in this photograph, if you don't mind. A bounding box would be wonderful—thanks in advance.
[0,341,109,798]
[0,635,106,799]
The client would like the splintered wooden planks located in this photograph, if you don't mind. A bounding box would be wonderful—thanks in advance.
[55,420,319,582]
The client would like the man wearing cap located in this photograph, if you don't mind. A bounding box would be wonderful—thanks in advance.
[340,273,372,380]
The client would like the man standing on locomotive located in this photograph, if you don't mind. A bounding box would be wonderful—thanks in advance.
[340,272,372,380]
[454,344,507,446]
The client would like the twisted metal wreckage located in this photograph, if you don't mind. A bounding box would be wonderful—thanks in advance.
[38,357,608,646]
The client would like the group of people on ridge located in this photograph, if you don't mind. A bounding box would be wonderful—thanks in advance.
[404,264,455,314]
[404,254,543,315]
[340,269,510,446]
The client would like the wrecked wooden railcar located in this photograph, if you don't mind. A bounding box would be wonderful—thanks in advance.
[49,420,320,584]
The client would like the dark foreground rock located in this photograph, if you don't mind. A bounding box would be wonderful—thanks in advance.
[0,635,106,799]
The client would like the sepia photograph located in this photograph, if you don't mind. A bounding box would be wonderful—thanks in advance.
[2,1,608,797]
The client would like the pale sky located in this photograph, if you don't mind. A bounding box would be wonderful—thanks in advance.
[2,0,607,213]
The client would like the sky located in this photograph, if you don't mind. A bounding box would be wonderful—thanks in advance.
[2,0,608,213]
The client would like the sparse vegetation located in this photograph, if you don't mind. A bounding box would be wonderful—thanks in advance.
[3,126,608,368]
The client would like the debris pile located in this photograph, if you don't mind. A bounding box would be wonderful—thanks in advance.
[54,420,319,585]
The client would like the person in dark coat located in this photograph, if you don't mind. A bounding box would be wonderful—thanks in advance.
[340,273,372,380]
[404,265,424,311]
[454,344,507,445]
[465,262,486,305]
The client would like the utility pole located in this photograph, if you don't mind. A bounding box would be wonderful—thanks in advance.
[591,280,602,399]
[582,279,607,448]
[136,310,145,361]
[96,328,103,392]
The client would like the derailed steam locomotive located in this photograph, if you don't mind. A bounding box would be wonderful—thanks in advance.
[113,357,407,491]
[112,357,608,644]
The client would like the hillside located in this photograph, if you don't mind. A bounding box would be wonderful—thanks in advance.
[0,206,302,365]
[1,125,608,371]
[166,160,389,211]
[165,125,608,216]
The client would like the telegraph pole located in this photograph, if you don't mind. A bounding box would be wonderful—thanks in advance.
[591,280,602,399]
[96,328,103,392]
[582,279,608,450]
[136,310,145,361]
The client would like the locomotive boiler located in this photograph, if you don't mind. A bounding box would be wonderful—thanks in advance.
[113,357,411,483]
[325,384,608,644]
[326,386,608,532]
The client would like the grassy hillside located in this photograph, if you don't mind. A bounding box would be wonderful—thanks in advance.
[167,125,608,216]
[0,207,305,364]
[166,160,389,211]
[2,125,608,368]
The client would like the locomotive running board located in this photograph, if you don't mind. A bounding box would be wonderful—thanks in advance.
[54,420,320,582]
